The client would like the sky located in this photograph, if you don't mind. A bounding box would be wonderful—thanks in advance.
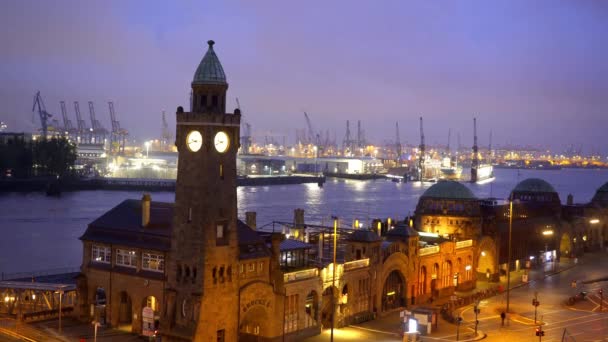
[1,0,607,154]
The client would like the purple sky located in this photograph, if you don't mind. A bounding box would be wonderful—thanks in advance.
[1,1,607,154]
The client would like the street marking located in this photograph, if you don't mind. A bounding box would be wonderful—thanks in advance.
[349,325,400,336]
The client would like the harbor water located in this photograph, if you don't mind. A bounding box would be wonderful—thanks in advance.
[1,168,607,275]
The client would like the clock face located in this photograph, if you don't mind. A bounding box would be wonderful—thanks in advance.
[186,130,202,152]
[214,131,230,153]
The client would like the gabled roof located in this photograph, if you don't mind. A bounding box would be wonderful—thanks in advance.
[81,198,271,259]
[348,229,382,242]
[280,239,314,251]
[385,223,419,239]
[193,40,227,85]
[80,199,172,251]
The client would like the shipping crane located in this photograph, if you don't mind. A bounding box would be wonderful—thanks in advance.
[60,101,78,138]
[73,101,90,143]
[32,91,54,139]
[88,101,107,144]
[108,102,127,154]
[418,117,425,181]
[303,112,320,147]
[342,120,353,156]
[395,122,402,163]
[161,110,173,152]
[488,130,493,164]
[236,98,252,154]
[471,117,479,183]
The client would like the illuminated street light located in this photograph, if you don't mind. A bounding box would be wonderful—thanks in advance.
[145,141,151,158]
[507,195,514,314]
[590,219,600,224]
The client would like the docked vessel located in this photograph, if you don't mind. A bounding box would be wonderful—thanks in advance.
[440,157,462,180]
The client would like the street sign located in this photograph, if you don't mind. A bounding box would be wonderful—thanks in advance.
[142,306,155,337]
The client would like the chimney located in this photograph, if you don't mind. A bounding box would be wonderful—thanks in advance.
[142,193,151,227]
[245,211,257,230]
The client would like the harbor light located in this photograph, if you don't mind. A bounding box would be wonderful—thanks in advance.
[542,230,554,236]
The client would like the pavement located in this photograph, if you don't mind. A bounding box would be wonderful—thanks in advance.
[0,258,581,342]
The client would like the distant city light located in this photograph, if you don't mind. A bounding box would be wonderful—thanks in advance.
[542,230,553,236]
[590,219,600,224]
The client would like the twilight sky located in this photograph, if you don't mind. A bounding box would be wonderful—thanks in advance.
[1,0,607,154]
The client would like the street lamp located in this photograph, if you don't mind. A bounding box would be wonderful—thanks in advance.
[474,300,480,335]
[507,195,514,314]
[145,141,151,158]
[55,286,66,334]
[330,216,338,342]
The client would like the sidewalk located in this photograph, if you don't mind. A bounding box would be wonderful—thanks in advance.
[349,257,578,341]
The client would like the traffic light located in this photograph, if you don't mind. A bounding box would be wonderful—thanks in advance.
[536,328,540,336]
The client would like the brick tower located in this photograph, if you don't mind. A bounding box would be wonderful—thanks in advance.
[161,40,241,341]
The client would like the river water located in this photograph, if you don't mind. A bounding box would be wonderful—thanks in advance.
[1,168,607,275]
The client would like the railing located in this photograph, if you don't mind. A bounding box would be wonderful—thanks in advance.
[419,245,440,256]
[1,267,80,281]
[344,258,369,272]
[284,268,318,283]
[456,240,473,249]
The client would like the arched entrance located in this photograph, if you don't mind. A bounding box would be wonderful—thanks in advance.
[240,306,270,341]
[560,233,572,257]
[477,237,498,281]
[118,291,132,331]
[419,266,427,296]
[142,296,159,336]
[93,287,106,325]
[382,270,406,311]
[321,287,337,329]
[304,291,319,329]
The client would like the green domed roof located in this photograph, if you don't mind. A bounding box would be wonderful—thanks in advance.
[421,181,476,200]
[512,178,556,194]
[591,181,608,207]
[596,182,608,193]
[193,40,227,85]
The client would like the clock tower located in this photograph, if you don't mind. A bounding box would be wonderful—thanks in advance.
[162,40,241,341]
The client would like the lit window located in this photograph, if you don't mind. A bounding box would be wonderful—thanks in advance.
[116,249,137,268]
[240,264,244,273]
[92,245,111,264]
[258,262,263,272]
[248,263,255,272]
[142,253,165,272]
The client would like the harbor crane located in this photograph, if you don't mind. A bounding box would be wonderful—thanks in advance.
[73,101,90,143]
[88,101,108,144]
[108,102,128,154]
[59,101,78,137]
[471,117,479,183]
[395,122,402,163]
[236,98,252,154]
[418,117,425,181]
[161,110,173,152]
[32,91,54,139]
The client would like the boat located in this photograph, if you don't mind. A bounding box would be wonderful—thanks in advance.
[439,157,462,180]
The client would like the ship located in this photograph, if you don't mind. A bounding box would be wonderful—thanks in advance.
[439,157,462,180]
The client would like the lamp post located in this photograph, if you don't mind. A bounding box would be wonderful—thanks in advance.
[55,286,66,334]
[507,195,514,314]
[456,316,463,341]
[331,216,338,342]
[474,300,480,335]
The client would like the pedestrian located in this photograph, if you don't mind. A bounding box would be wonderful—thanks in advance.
[500,311,506,326]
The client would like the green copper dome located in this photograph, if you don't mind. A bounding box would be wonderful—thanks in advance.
[421,181,476,200]
[193,40,227,85]
[591,181,608,207]
[512,178,556,194]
